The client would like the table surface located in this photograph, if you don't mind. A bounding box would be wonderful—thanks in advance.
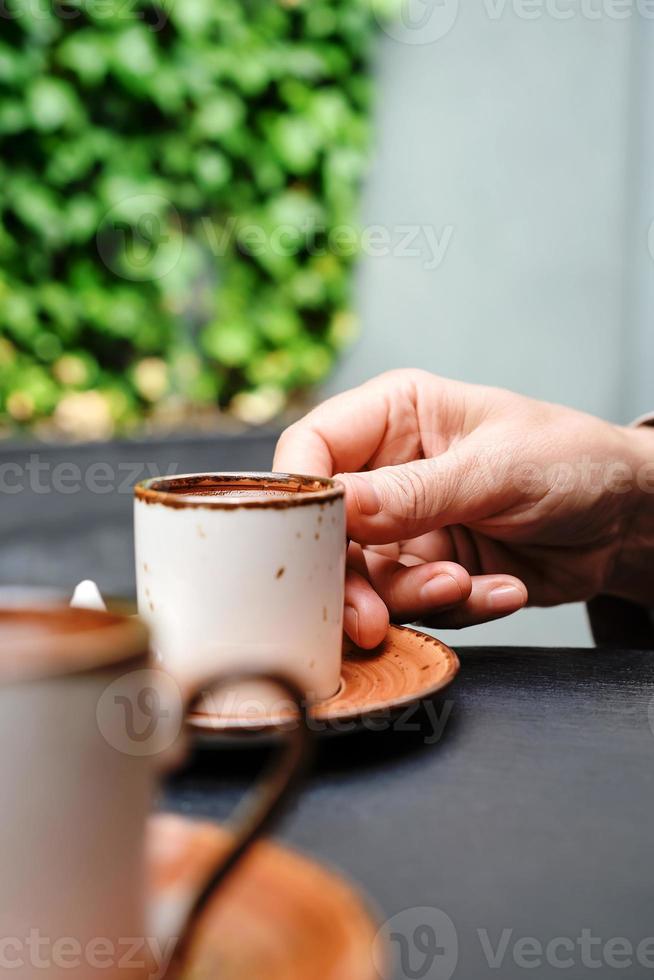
[165,644,654,980]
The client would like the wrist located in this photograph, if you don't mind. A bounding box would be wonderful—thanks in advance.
[605,424,654,605]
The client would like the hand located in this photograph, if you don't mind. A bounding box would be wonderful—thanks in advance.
[274,370,654,648]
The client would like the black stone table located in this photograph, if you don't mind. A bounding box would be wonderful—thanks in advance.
[164,646,654,980]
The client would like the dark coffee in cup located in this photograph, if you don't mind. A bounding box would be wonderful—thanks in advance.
[138,474,329,504]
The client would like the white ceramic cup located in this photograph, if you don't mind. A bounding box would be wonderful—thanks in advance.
[0,600,308,979]
[133,472,347,712]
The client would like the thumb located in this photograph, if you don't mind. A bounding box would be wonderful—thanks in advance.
[336,449,493,544]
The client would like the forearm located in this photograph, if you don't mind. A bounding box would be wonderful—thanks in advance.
[606,425,654,606]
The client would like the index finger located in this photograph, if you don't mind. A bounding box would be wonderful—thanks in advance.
[273,379,393,476]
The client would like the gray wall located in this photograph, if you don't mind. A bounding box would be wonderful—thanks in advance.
[623,18,654,422]
[325,6,647,646]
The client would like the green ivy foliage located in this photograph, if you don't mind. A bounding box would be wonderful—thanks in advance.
[0,0,389,437]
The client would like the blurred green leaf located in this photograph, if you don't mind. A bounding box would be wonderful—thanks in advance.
[0,100,27,135]
[111,25,159,79]
[0,44,21,84]
[202,319,259,367]
[192,91,245,139]
[268,116,322,173]
[10,180,67,246]
[57,30,109,85]
[27,77,83,131]
[194,150,231,190]
[169,0,217,36]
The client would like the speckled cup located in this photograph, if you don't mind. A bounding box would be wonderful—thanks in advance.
[134,473,346,713]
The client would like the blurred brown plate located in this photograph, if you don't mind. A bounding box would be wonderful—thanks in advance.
[187,625,459,739]
[149,813,380,980]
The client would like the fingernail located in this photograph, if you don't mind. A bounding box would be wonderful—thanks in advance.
[420,574,463,605]
[346,475,381,517]
[343,605,360,645]
[488,585,525,611]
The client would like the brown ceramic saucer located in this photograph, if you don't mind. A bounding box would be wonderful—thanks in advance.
[187,625,459,740]
[149,813,380,980]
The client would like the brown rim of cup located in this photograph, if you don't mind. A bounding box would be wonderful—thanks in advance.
[134,472,345,511]
[0,606,149,683]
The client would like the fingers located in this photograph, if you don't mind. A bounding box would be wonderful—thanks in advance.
[416,574,528,629]
[273,372,422,477]
[356,549,473,622]
[273,419,334,477]
[343,552,527,646]
[343,567,389,649]
[335,438,511,545]
[273,382,389,476]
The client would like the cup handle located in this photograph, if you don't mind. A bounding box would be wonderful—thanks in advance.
[154,671,311,970]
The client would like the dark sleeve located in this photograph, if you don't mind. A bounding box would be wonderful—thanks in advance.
[586,413,654,649]
[587,596,654,649]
